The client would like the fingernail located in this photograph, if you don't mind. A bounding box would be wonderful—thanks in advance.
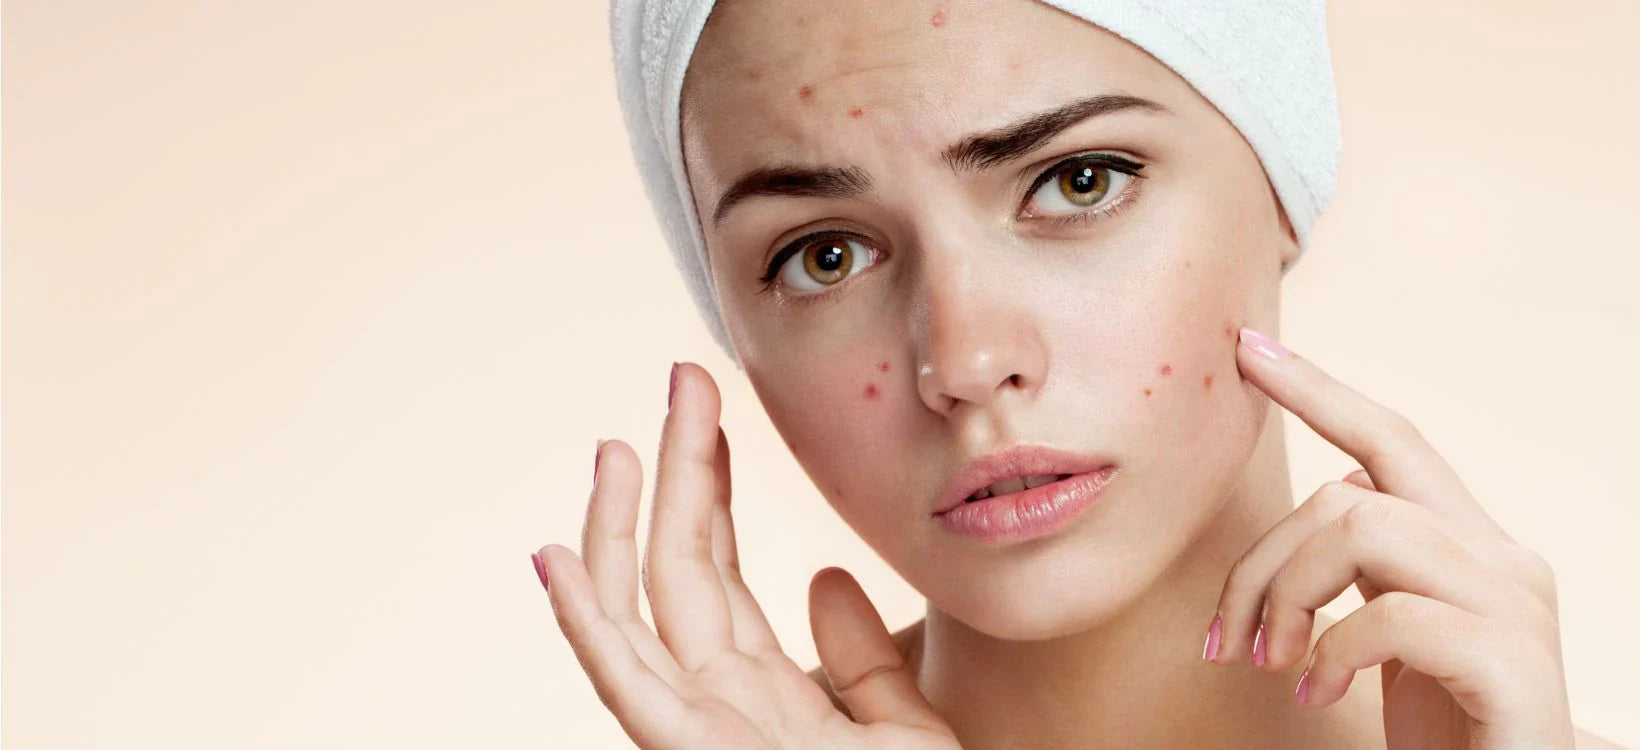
[1201,613,1223,662]
[1294,668,1311,704]
[1252,623,1267,667]
[530,551,550,593]
[668,362,678,409]
[593,439,605,481]
[1239,327,1291,360]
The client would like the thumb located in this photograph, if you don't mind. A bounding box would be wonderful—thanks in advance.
[808,567,950,735]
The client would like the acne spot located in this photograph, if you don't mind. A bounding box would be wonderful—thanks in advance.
[1204,374,1215,389]
[1224,322,1236,339]
[798,84,815,100]
[1185,260,1194,269]
[847,107,864,118]
[1143,388,1153,397]
[1159,363,1173,376]
[864,382,879,399]
[931,8,947,27]
[745,68,763,80]
[877,360,890,372]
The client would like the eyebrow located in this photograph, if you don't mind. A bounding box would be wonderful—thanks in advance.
[709,93,1168,227]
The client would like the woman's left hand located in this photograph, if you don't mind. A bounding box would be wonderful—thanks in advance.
[1206,326,1575,749]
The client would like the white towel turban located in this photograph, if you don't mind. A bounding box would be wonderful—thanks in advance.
[610,0,1341,367]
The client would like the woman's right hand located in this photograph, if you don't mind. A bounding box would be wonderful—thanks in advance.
[532,362,962,750]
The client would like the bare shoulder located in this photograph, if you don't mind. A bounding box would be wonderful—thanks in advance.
[804,617,926,719]
[1576,726,1627,749]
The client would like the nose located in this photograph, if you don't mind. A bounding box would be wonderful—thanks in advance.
[912,250,1049,418]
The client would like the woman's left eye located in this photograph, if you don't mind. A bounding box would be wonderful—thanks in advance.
[1021,155,1144,220]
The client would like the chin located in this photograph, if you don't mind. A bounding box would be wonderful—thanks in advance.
[913,518,1169,641]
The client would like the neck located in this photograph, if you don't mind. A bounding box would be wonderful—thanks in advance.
[915,406,1334,748]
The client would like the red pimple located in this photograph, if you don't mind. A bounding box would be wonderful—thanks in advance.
[877,360,890,372]
[798,84,815,100]
[931,8,947,27]
[1159,363,1173,376]
[864,382,879,399]
[1204,374,1215,388]
[847,107,864,118]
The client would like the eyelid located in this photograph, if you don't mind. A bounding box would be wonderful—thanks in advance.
[1017,152,1147,221]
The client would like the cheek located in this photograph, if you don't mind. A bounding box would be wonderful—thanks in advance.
[746,350,909,518]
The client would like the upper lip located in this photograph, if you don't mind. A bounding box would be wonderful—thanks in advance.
[932,443,1116,516]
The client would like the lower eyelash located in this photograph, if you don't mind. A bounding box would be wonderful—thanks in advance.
[1042,172,1146,229]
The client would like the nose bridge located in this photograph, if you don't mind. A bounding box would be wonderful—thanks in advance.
[910,221,1048,417]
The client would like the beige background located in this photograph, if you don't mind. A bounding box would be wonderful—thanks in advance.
[4,0,1637,747]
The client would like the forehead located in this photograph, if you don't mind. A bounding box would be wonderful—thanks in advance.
[680,0,1196,197]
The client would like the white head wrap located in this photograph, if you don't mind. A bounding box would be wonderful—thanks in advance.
[610,0,1341,367]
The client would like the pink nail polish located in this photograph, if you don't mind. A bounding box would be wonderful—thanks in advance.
[1239,327,1291,360]
[1201,613,1223,662]
[1294,668,1311,704]
[530,552,550,593]
[668,362,678,409]
[1252,623,1267,667]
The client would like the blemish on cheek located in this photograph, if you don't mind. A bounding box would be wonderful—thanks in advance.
[1223,321,1236,340]
[1159,363,1173,376]
[930,8,947,27]
[745,68,763,80]
[1204,374,1215,389]
[797,84,815,100]
[847,106,864,118]
[877,360,890,372]
[1143,388,1153,397]
[864,382,879,399]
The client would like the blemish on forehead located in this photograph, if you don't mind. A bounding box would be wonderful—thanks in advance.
[847,107,864,118]
[864,382,879,399]
[1159,363,1173,376]
[1204,374,1215,388]
[797,84,815,101]
[931,8,947,27]
[877,360,890,372]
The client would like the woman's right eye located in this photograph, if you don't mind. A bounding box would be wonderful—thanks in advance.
[759,234,880,296]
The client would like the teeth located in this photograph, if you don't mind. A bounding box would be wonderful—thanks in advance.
[965,474,1074,502]
[1022,474,1060,489]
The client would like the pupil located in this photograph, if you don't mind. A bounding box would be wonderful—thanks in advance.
[816,243,844,271]
[1070,167,1098,193]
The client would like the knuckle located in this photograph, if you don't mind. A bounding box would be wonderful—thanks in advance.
[1309,480,1359,519]
[1338,498,1396,538]
[1371,590,1422,629]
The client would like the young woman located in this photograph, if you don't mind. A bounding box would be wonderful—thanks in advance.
[532,0,1618,746]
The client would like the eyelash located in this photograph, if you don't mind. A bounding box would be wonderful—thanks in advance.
[756,152,1148,300]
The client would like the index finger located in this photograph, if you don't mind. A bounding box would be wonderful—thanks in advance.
[1234,327,1496,530]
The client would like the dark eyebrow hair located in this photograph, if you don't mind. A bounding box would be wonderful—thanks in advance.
[708,94,1166,227]
[711,164,873,227]
[941,93,1169,172]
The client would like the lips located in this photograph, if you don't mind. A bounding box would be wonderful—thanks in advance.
[932,444,1116,516]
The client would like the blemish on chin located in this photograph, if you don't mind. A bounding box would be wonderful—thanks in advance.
[877,360,890,372]
[931,8,947,27]
[847,107,864,118]
[864,382,879,399]
[1223,321,1237,340]
[1204,374,1215,389]
[1159,363,1173,376]
[797,84,815,101]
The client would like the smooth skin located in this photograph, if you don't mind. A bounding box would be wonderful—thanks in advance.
[536,333,1620,748]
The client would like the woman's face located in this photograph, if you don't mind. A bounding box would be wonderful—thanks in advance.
[681,0,1298,639]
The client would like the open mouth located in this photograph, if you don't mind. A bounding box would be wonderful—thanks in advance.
[964,473,1074,502]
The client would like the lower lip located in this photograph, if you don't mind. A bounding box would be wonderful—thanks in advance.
[935,467,1118,542]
